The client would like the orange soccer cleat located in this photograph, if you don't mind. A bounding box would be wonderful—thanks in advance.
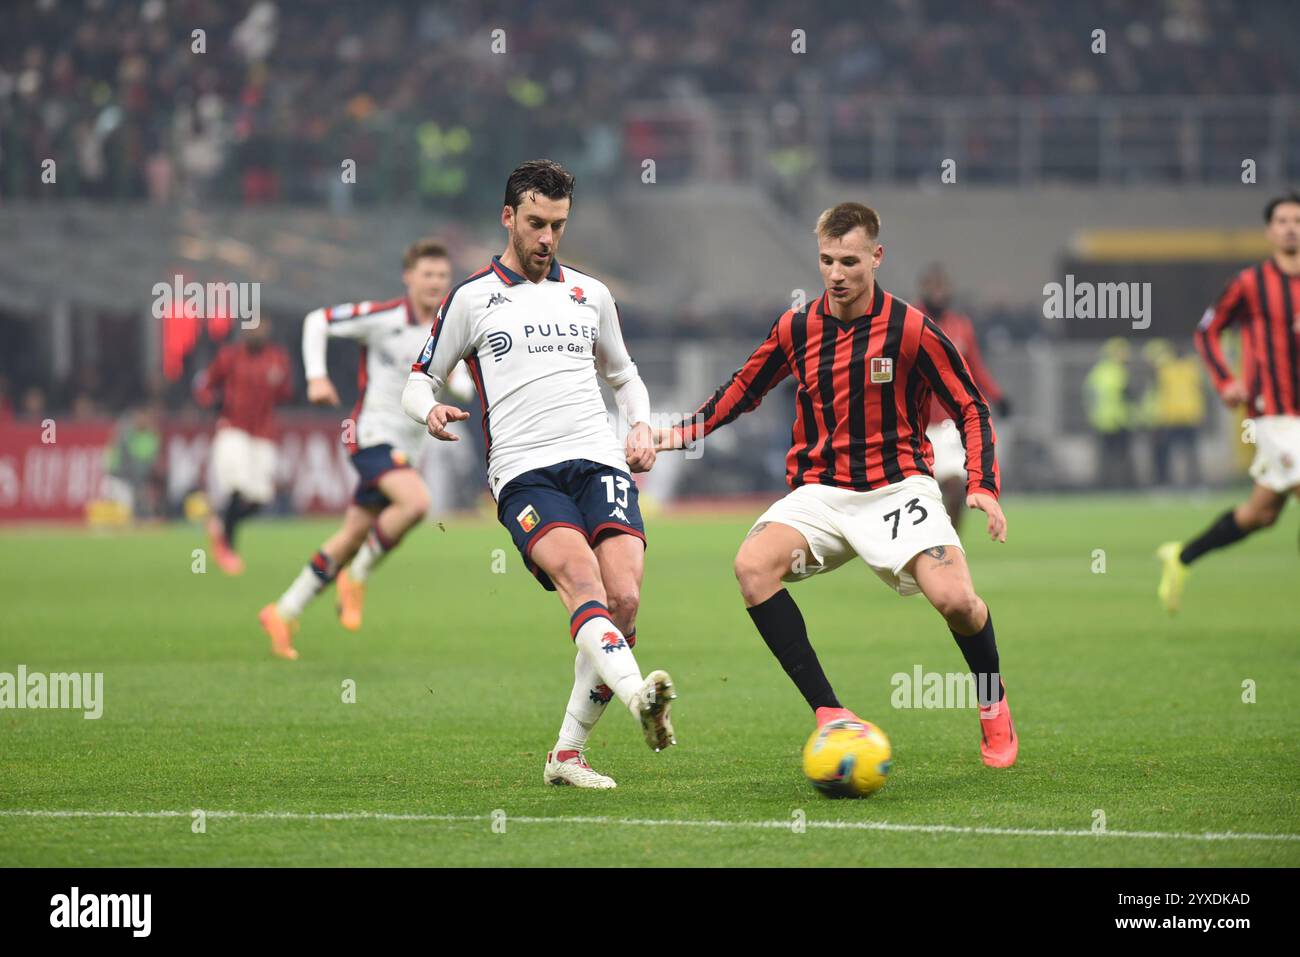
[335,568,365,632]
[258,603,299,660]
[978,686,1018,768]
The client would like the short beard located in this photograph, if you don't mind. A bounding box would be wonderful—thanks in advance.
[512,230,549,282]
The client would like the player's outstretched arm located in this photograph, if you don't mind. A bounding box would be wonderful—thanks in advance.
[654,314,792,455]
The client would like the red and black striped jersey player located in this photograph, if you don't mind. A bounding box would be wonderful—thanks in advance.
[1157,192,1300,613]
[652,202,1017,768]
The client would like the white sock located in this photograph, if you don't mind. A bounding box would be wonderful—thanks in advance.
[349,528,392,584]
[570,603,643,711]
[555,649,612,752]
[276,551,336,619]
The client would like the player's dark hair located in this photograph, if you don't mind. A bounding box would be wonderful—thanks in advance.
[402,238,449,271]
[504,159,575,210]
[815,202,881,241]
[1264,191,1300,223]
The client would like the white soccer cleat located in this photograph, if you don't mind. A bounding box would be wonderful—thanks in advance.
[543,749,617,789]
[632,669,678,752]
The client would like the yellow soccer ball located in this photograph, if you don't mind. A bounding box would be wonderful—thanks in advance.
[802,718,892,798]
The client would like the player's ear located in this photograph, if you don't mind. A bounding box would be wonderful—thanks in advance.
[501,205,514,230]
[873,242,885,266]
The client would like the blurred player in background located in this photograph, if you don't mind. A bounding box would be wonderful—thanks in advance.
[655,202,1017,768]
[918,264,1007,532]
[194,320,293,574]
[403,160,676,789]
[258,239,470,660]
[1158,192,1300,612]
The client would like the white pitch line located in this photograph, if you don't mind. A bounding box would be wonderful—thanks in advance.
[0,809,1297,843]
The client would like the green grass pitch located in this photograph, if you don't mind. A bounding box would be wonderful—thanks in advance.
[1,493,1297,867]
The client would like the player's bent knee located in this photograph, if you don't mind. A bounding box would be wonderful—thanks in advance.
[734,548,784,598]
[930,588,981,625]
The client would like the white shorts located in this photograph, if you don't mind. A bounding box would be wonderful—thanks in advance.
[1248,415,1300,493]
[926,418,966,484]
[211,427,277,504]
[750,475,962,596]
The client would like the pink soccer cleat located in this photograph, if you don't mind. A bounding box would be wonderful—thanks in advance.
[978,687,1018,768]
[815,706,865,728]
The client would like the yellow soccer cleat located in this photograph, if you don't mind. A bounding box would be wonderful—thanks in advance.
[1156,542,1189,615]
[335,568,365,632]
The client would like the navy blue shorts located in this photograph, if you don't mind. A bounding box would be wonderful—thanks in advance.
[350,444,414,509]
[497,458,646,591]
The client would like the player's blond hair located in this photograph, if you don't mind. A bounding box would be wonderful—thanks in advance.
[815,203,881,241]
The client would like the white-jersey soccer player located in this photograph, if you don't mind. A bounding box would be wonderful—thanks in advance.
[402,159,676,789]
[259,239,471,660]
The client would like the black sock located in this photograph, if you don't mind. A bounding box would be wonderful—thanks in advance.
[951,607,1003,707]
[747,589,840,711]
[223,493,262,548]
[1180,509,1249,565]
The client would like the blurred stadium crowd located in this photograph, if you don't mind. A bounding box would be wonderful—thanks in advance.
[3,0,1297,205]
[1,0,1287,515]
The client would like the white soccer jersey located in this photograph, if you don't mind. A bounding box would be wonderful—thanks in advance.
[403,256,650,497]
[303,296,471,457]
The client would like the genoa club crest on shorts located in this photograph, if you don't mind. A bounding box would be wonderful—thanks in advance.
[516,504,541,533]
[870,357,894,383]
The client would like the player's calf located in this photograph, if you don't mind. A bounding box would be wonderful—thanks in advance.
[347,476,429,599]
[1168,487,1286,605]
[910,546,1014,766]
[926,583,986,635]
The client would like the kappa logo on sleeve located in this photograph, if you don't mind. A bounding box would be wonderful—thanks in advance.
[870,357,894,383]
[516,504,540,533]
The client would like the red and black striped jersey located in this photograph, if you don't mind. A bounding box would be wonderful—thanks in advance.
[676,284,1000,498]
[1196,258,1300,416]
[194,342,293,439]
